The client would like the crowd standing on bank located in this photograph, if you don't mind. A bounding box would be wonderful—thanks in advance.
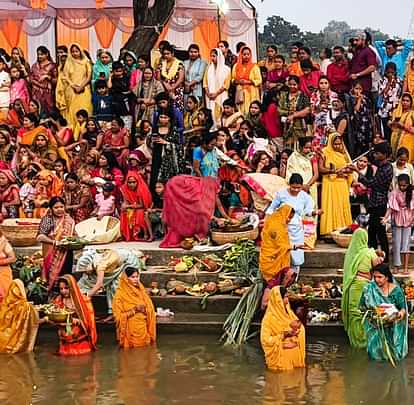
[0,32,413,366]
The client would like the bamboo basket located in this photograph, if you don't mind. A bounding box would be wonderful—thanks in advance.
[0,218,41,247]
[75,216,121,244]
[331,229,352,248]
[211,228,259,245]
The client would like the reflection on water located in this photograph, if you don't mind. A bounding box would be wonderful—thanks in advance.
[1,333,414,405]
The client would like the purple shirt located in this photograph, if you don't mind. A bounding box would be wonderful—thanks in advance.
[350,46,377,93]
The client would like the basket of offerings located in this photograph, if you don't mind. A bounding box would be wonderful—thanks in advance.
[211,216,259,245]
[37,304,74,323]
[331,226,356,248]
[0,218,41,246]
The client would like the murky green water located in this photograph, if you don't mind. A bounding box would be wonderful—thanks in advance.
[1,333,414,405]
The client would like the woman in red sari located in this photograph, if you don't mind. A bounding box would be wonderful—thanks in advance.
[90,151,124,189]
[37,197,75,291]
[51,274,97,356]
[30,46,57,115]
[120,171,153,241]
[0,170,20,221]
[97,118,130,170]
[161,175,218,248]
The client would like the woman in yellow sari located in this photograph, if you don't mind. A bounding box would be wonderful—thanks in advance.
[261,286,306,371]
[319,132,353,236]
[232,47,262,116]
[403,58,414,97]
[0,231,16,303]
[390,92,414,161]
[56,43,92,128]
[113,267,156,348]
[0,279,39,353]
[260,205,295,284]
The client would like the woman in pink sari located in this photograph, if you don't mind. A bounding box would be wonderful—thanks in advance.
[160,175,218,248]
[37,197,75,291]
[30,46,57,115]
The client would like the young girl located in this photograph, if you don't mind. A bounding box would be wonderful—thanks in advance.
[120,171,152,241]
[54,158,68,182]
[9,66,30,106]
[350,82,373,157]
[382,174,414,274]
[145,181,165,240]
[391,147,414,189]
[92,182,116,220]
[64,173,93,223]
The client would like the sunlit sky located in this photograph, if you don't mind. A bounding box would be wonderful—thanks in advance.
[251,0,413,37]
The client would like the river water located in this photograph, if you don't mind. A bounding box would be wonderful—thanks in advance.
[1,332,414,405]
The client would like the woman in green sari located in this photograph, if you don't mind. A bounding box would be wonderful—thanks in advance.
[359,264,408,363]
[341,222,383,348]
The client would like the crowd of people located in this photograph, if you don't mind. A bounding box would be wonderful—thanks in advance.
[0,30,413,367]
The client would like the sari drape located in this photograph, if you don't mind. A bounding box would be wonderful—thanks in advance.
[120,171,152,241]
[360,280,408,363]
[260,286,306,371]
[160,175,217,248]
[390,102,414,162]
[55,43,93,127]
[260,205,293,283]
[232,51,262,116]
[41,213,75,291]
[341,228,377,348]
[52,274,97,356]
[0,236,13,303]
[113,274,156,348]
[0,280,39,353]
[320,133,353,235]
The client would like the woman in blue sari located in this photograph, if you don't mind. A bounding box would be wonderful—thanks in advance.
[266,173,320,272]
[359,264,408,364]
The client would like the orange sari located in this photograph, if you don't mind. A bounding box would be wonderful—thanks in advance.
[120,171,152,241]
[52,274,97,356]
[113,273,156,348]
[0,235,14,303]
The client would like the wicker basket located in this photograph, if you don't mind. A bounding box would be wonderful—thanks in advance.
[211,227,259,245]
[331,229,352,248]
[0,218,41,247]
[75,216,121,244]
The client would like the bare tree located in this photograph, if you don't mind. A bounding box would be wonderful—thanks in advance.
[124,0,175,55]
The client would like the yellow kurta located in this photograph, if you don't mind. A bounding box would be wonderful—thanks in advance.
[232,63,262,116]
[320,133,353,235]
[392,110,414,163]
[260,287,306,371]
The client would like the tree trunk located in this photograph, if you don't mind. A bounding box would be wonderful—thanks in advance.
[124,0,176,55]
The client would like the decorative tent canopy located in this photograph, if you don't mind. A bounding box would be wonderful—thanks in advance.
[0,0,257,62]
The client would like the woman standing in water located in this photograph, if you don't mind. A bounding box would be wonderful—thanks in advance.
[341,218,384,349]
[113,267,156,348]
[360,264,408,364]
[261,286,305,371]
[51,275,97,356]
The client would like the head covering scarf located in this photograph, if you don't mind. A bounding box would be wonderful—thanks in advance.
[207,48,230,94]
[122,50,138,75]
[92,49,113,84]
[259,205,293,283]
[113,272,156,348]
[235,46,255,80]
[323,132,351,170]
[37,169,64,197]
[260,286,305,371]
[0,280,39,353]
[1,169,16,185]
